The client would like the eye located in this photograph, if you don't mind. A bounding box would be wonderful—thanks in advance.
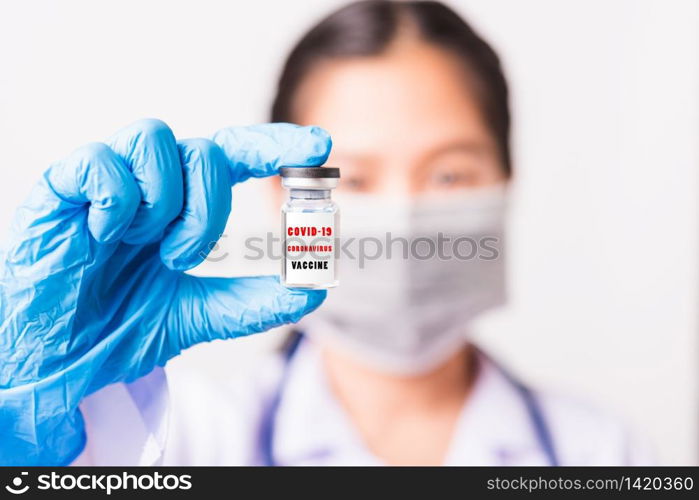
[427,167,479,188]
[435,171,467,185]
[341,174,370,192]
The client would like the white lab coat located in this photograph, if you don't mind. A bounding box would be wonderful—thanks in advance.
[72,336,651,466]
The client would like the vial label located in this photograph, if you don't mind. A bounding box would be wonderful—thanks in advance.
[284,212,335,287]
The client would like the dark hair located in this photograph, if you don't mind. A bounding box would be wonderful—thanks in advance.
[271,0,512,175]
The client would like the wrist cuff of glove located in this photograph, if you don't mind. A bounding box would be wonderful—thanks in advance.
[0,399,87,466]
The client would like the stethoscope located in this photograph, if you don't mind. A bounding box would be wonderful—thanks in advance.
[258,332,559,466]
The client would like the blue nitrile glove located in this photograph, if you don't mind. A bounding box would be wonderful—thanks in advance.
[0,119,330,465]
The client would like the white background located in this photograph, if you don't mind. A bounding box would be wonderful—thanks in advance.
[0,0,697,464]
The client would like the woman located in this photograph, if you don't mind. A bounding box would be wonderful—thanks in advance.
[67,0,649,466]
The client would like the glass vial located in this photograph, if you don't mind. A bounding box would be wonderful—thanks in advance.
[280,166,340,289]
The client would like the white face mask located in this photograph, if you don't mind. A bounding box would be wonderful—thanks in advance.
[299,185,508,375]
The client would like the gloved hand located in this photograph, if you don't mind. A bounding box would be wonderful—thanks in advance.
[0,119,330,465]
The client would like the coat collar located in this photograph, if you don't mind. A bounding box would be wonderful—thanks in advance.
[271,338,550,465]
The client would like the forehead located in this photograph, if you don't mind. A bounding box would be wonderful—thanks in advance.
[292,39,493,156]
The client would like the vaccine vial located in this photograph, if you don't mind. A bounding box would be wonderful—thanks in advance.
[280,166,340,289]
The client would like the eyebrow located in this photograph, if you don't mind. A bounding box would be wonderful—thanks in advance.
[424,140,488,159]
[331,140,487,161]
[327,152,379,166]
